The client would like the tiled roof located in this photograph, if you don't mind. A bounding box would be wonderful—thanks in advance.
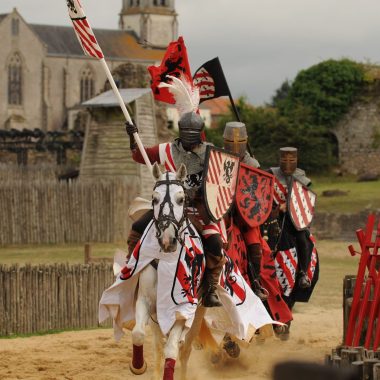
[0,13,9,22]
[199,97,231,116]
[30,24,165,61]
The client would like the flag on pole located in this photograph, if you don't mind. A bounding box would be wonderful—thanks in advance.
[66,0,104,59]
[148,36,192,104]
[193,57,230,103]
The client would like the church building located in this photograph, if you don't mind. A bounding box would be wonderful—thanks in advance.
[0,1,178,132]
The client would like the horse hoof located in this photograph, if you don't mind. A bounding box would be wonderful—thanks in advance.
[274,324,290,341]
[129,360,147,375]
[223,340,240,358]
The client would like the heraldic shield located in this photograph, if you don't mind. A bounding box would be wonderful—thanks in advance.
[289,179,317,231]
[203,146,240,222]
[236,163,274,228]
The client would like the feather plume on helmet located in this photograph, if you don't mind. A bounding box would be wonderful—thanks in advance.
[159,75,204,150]
[158,74,200,117]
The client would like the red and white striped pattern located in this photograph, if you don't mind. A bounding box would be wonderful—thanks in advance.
[289,180,316,230]
[206,150,239,221]
[273,178,287,205]
[307,234,318,281]
[159,143,176,172]
[275,248,298,296]
[67,0,104,59]
[193,67,215,101]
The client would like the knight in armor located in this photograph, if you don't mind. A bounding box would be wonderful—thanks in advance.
[125,112,226,308]
[223,121,268,300]
[269,147,313,290]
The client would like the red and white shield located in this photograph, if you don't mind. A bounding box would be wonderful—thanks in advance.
[236,164,274,227]
[289,179,317,230]
[203,147,239,222]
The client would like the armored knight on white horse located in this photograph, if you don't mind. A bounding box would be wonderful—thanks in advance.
[99,70,280,379]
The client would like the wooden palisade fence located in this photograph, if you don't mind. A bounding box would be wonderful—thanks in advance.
[0,176,138,244]
[0,263,114,336]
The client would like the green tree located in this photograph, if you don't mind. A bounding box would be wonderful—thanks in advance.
[280,59,365,126]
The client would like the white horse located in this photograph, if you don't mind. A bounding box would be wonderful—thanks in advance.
[129,162,206,380]
[99,163,281,379]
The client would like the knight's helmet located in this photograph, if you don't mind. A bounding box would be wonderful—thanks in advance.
[223,121,248,159]
[178,112,204,150]
[279,147,298,176]
[158,74,202,151]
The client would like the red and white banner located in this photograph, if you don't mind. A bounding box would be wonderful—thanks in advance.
[66,0,104,59]
[289,179,316,230]
[203,147,239,222]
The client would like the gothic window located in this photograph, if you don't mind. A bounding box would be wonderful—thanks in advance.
[129,0,133,6]
[80,66,95,102]
[8,53,22,105]
[11,18,19,36]
[153,0,158,5]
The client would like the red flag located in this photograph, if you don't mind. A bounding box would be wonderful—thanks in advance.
[148,36,192,104]
[66,0,104,59]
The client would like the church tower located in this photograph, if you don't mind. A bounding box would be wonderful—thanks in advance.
[119,0,178,48]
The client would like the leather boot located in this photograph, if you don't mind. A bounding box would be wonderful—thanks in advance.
[127,230,142,260]
[247,244,269,300]
[203,254,226,308]
[298,271,311,288]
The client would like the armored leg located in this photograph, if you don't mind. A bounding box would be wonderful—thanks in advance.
[247,243,269,300]
[202,235,225,308]
[295,230,311,289]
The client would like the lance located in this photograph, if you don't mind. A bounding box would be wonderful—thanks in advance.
[65,0,153,174]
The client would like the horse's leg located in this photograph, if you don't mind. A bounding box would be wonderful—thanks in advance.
[130,265,157,375]
[162,320,185,380]
[179,306,206,380]
[150,319,165,380]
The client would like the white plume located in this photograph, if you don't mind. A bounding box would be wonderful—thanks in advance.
[158,74,200,116]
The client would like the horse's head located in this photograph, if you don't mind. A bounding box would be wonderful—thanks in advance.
[152,162,187,253]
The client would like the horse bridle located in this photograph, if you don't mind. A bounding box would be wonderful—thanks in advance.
[152,172,187,244]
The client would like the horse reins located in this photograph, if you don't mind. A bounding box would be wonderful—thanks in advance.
[152,172,187,245]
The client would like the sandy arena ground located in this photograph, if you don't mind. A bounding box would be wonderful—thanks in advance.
[1,240,354,380]
[0,301,342,380]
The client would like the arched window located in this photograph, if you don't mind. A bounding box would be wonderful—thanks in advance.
[80,66,95,102]
[8,53,22,105]
[11,18,19,36]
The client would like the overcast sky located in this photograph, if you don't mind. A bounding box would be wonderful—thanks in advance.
[2,0,380,105]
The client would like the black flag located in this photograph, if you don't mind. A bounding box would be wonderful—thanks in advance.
[193,57,230,103]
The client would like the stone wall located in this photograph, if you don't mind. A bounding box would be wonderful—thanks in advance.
[312,210,379,240]
[334,101,380,175]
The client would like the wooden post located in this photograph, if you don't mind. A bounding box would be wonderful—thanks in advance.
[84,243,91,264]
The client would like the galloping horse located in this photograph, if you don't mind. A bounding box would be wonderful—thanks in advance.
[99,163,280,380]
[99,162,207,380]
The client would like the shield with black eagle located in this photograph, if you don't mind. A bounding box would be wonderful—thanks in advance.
[203,146,240,222]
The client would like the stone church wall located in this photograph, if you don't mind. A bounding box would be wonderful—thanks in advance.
[0,13,45,131]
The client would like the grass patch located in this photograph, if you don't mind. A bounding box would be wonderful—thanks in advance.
[311,175,380,213]
[0,242,125,265]
[295,239,360,311]
[0,326,110,339]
